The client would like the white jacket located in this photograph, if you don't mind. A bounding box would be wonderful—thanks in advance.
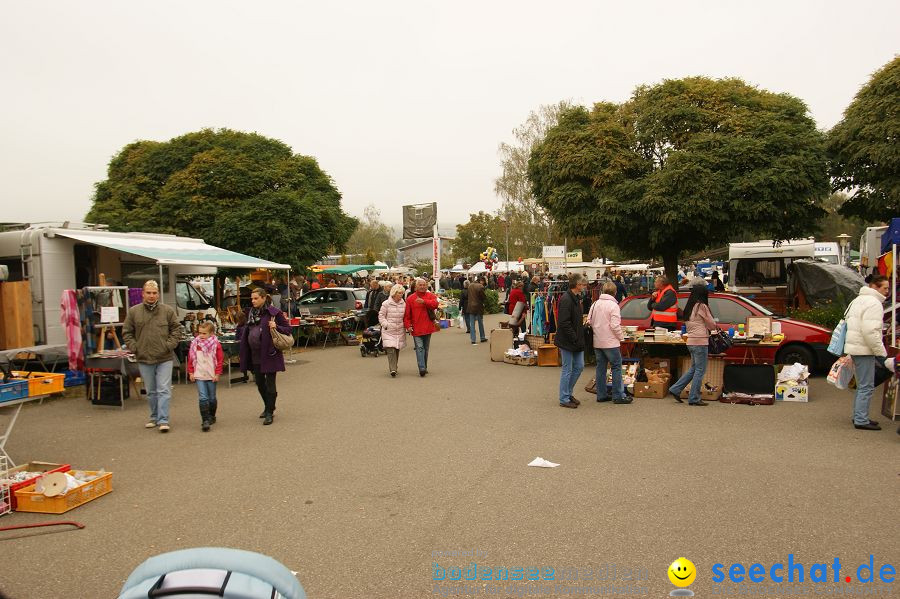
[844,286,887,357]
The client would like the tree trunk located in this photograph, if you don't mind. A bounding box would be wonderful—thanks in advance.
[662,252,679,287]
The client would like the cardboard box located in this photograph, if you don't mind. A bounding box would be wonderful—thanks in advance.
[633,382,668,398]
[642,357,671,373]
[537,345,560,367]
[775,383,808,402]
[490,329,514,362]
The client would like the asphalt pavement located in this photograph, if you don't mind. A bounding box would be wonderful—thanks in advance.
[1,313,898,598]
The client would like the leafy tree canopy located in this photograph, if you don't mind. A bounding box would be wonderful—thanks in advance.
[345,204,397,264]
[529,77,829,281]
[454,211,506,264]
[828,55,900,222]
[86,128,357,269]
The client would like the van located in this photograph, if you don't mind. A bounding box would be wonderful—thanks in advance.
[814,242,840,265]
[727,239,815,313]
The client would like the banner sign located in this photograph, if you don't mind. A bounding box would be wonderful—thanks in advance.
[402,203,437,239]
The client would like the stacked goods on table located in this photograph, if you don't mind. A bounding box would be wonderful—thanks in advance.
[0,461,71,511]
[633,357,672,398]
[13,468,113,514]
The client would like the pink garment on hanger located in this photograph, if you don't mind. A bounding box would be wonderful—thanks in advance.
[60,289,83,371]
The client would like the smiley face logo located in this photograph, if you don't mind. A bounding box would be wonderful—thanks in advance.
[668,557,697,587]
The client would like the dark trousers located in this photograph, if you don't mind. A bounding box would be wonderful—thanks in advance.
[253,368,277,414]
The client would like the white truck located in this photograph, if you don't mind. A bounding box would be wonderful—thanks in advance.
[0,222,287,346]
[858,226,888,277]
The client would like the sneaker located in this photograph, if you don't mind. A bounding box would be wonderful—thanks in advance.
[850,419,879,426]
[201,421,211,432]
[159,424,170,432]
[472,342,478,346]
[854,422,881,430]
[390,371,397,378]
[145,421,157,429]
[559,401,577,409]
[613,397,633,404]
[480,338,488,343]
[263,413,273,425]
[419,370,426,377]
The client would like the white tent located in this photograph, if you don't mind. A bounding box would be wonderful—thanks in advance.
[493,261,525,272]
[467,262,487,274]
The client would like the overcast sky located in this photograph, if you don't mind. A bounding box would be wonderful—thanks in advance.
[1,1,897,230]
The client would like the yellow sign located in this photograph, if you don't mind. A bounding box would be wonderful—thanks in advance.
[566,250,582,261]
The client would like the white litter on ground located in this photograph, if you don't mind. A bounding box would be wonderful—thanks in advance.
[527,457,560,468]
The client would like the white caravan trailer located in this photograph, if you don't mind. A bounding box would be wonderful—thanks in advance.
[727,239,816,313]
[0,223,289,346]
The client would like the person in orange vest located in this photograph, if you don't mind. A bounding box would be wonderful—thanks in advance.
[646,275,679,330]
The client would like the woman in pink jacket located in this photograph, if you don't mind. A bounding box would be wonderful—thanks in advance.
[378,284,407,378]
[668,283,718,406]
[588,281,630,404]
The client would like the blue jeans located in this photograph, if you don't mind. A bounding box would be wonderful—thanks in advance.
[413,334,431,372]
[138,361,173,424]
[559,349,585,404]
[669,345,708,404]
[594,347,624,400]
[195,379,217,408]
[468,314,485,343]
[850,355,875,425]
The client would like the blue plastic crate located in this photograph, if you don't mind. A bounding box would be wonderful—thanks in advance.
[0,379,29,403]
[63,370,86,387]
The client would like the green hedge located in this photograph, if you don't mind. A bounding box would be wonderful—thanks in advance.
[787,300,847,331]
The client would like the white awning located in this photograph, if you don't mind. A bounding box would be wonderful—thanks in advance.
[52,230,290,270]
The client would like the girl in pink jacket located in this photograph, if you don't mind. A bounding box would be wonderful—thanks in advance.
[588,281,629,404]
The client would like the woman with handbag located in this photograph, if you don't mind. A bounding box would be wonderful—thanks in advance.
[844,274,890,430]
[378,284,408,377]
[588,281,630,404]
[668,283,718,406]
[239,287,291,425]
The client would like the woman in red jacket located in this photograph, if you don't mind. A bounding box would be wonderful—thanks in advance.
[506,280,527,337]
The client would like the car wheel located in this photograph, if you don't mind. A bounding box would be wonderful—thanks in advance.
[776,343,815,369]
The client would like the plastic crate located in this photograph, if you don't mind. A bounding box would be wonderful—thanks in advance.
[12,371,66,397]
[0,461,71,511]
[63,370,87,387]
[14,470,113,514]
[0,379,29,404]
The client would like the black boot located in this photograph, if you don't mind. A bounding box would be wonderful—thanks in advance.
[199,402,212,432]
[208,399,217,424]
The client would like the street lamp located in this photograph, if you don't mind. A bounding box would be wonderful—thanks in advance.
[836,233,851,267]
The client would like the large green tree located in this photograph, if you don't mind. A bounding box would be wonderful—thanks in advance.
[86,128,357,269]
[828,55,900,222]
[453,211,506,263]
[345,204,397,264]
[529,77,829,282]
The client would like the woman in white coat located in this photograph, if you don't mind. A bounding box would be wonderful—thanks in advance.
[844,275,890,430]
[378,284,408,377]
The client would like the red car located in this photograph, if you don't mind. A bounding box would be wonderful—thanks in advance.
[618,292,833,369]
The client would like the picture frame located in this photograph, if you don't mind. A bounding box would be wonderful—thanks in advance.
[746,316,773,337]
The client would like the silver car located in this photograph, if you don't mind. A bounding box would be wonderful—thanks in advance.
[296,287,367,315]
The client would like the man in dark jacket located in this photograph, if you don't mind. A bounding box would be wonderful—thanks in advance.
[555,273,587,408]
[363,279,381,327]
[466,277,487,344]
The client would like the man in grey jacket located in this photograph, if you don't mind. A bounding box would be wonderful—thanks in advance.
[123,280,182,433]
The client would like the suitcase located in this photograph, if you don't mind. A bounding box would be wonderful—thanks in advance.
[721,364,776,405]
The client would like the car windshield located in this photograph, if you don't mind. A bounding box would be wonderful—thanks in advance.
[733,295,776,316]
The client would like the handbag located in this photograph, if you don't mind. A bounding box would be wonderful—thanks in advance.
[826,306,852,356]
[583,302,595,349]
[269,317,294,351]
[826,355,854,389]
[708,330,733,354]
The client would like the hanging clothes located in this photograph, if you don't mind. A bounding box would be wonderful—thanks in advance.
[532,294,546,336]
[128,288,143,308]
[60,289,83,371]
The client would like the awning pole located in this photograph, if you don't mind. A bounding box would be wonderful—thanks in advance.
[893,243,896,347]
[159,264,165,304]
